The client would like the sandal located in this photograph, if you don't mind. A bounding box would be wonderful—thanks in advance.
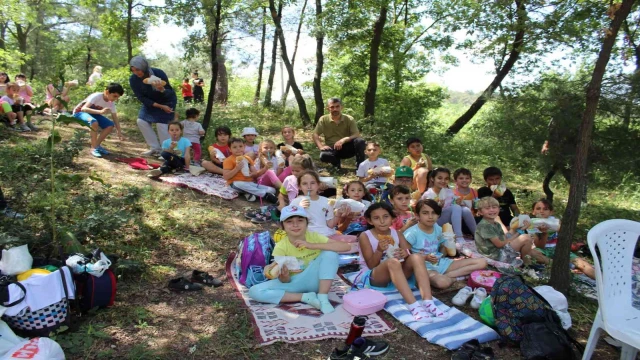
[168,277,203,292]
[451,339,481,360]
[191,270,223,287]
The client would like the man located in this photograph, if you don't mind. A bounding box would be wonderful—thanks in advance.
[313,98,366,171]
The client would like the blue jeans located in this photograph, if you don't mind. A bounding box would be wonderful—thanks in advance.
[248,251,340,304]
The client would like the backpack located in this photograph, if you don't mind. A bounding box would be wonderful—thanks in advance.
[237,231,274,287]
[520,310,583,360]
[74,269,117,312]
[491,275,551,343]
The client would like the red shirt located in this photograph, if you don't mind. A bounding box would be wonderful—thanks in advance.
[182,83,193,97]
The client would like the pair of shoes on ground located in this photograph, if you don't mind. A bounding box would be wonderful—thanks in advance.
[243,192,278,204]
[90,146,110,158]
[328,337,390,359]
[168,270,223,292]
[450,339,495,360]
[244,206,279,224]
[452,286,487,309]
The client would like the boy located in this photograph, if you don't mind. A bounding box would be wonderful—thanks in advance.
[389,185,418,232]
[477,167,519,226]
[380,166,414,206]
[475,197,548,265]
[1,82,29,131]
[180,108,205,165]
[148,121,191,178]
[72,83,125,157]
[223,138,278,203]
[399,138,433,193]
[357,142,392,190]
[202,125,231,175]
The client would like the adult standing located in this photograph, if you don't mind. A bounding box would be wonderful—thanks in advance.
[192,71,204,104]
[312,98,366,171]
[129,56,177,156]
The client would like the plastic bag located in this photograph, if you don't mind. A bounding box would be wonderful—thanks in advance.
[534,285,571,329]
[66,253,111,277]
[0,245,33,276]
[0,337,65,360]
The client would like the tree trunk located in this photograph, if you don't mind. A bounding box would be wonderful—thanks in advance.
[254,7,267,105]
[542,167,557,205]
[363,5,388,120]
[126,0,134,62]
[313,0,324,125]
[269,0,311,126]
[264,2,281,108]
[16,24,29,74]
[0,22,6,69]
[202,0,222,132]
[281,0,308,107]
[446,0,526,135]
[214,46,228,105]
[549,0,635,294]
[85,24,94,82]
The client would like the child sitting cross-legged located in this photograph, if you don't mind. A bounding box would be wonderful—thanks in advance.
[222,137,278,203]
[404,199,487,289]
[248,205,351,314]
[354,202,449,322]
[357,142,392,191]
[202,125,231,175]
[148,121,191,178]
[389,185,418,232]
[255,139,288,189]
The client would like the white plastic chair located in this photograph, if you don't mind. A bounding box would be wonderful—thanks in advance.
[583,219,640,360]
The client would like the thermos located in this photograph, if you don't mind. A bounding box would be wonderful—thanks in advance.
[345,315,367,345]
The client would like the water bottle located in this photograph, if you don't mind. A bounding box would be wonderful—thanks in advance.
[345,315,367,346]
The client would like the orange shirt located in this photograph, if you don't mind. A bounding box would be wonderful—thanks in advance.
[223,155,254,185]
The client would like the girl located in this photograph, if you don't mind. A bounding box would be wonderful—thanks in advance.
[45,77,78,115]
[389,185,418,232]
[0,72,9,97]
[337,181,371,236]
[202,125,231,175]
[255,139,286,189]
[277,156,335,210]
[405,200,487,289]
[241,127,260,158]
[530,199,595,279]
[87,66,103,86]
[452,168,478,216]
[290,171,346,238]
[277,126,304,152]
[421,168,476,243]
[355,202,448,322]
[248,205,350,314]
[1,82,29,131]
[148,121,191,178]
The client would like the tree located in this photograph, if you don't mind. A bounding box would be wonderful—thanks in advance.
[264,2,282,107]
[281,0,308,106]
[549,0,635,294]
[254,7,266,105]
[202,0,223,131]
[363,4,388,119]
[312,0,324,124]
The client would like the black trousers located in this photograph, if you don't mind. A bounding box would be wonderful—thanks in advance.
[0,187,6,210]
[319,137,366,169]
[160,151,186,174]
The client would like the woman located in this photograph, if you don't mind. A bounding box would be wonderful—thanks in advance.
[87,66,103,86]
[129,56,177,156]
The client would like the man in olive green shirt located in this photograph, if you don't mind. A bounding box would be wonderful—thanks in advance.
[312,98,366,171]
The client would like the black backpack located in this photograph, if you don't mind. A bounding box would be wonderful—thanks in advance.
[519,307,584,360]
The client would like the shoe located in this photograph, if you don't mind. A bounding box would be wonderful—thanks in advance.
[244,209,261,219]
[148,169,163,178]
[263,192,278,204]
[96,146,110,155]
[244,193,257,202]
[251,213,270,224]
[26,122,39,131]
[470,347,495,360]
[327,344,368,360]
[451,339,481,360]
[168,277,203,292]
[90,148,102,158]
[470,287,487,309]
[19,124,30,132]
[190,270,223,287]
[2,208,25,219]
[452,286,474,306]
[141,149,159,156]
[352,337,390,356]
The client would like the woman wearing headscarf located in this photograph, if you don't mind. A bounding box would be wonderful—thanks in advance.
[129,56,177,156]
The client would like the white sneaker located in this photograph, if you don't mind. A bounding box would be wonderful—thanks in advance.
[452,286,474,306]
[141,149,159,156]
[244,193,257,202]
[470,287,487,309]
[147,169,163,178]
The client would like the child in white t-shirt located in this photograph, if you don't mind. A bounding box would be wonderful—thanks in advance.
[357,142,391,190]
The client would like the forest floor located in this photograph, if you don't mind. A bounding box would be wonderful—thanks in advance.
[0,112,626,360]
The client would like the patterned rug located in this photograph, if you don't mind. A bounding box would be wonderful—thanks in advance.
[225,253,395,346]
[160,173,238,200]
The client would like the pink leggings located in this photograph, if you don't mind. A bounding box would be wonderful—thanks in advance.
[257,167,291,187]
[192,143,202,162]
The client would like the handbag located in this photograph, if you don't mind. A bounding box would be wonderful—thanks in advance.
[343,273,387,316]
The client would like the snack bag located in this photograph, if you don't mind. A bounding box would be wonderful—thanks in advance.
[236,156,251,177]
[441,223,457,256]
[490,182,507,196]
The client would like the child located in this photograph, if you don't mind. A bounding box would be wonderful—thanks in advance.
[405,199,487,289]
[14,74,37,131]
[389,185,418,232]
[277,126,304,153]
[0,72,9,97]
[278,155,315,209]
[180,108,205,165]
[399,138,433,193]
[72,83,125,157]
[337,181,371,236]
[248,205,350,314]
[87,66,102,86]
[241,127,259,159]
[421,168,476,242]
[202,125,231,175]
[477,167,519,226]
[357,142,392,190]
[148,121,191,178]
[254,139,286,189]
[530,199,595,279]
[181,78,193,103]
[380,166,414,206]
[45,78,78,115]
[222,137,278,203]
[453,168,478,216]
[475,197,548,265]
[355,202,448,322]
[0,82,29,131]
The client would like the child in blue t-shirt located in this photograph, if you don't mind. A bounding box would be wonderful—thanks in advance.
[148,121,191,178]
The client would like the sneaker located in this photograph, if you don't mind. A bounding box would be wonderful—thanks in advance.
[251,213,270,224]
[244,193,257,202]
[452,286,474,306]
[147,169,163,178]
[26,122,39,131]
[327,345,368,360]
[352,337,390,356]
[263,192,278,204]
[18,123,30,132]
[244,209,261,219]
[141,149,159,156]
[167,277,203,292]
[90,148,102,158]
[96,146,110,155]
[470,288,487,309]
[2,208,25,219]
[451,339,481,360]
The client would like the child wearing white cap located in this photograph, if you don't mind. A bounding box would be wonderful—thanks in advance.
[248,205,350,314]
[241,127,259,159]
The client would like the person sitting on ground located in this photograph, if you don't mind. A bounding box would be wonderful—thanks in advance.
[477,166,519,226]
[148,121,191,178]
[389,185,417,232]
[277,155,336,210]
[222,137,278,203]
[254,139,287,190]
[202,125,231,175]
[313,98,366,172]
[405,199,487,289]
[452,167,479,217]
[14,74,38,131]
[277,126,304,154]
[72,82,125,158]
[380,166,414,206]
[241,127,260,159]
[0,82,30,131]
[87,66,103,86]
[357,142,392,191]
[336,180,371,236]
[180,108,205,166]
[248,205,350,314]
[399,137,433,194]
[0,72,9,97]
[44,77,78,115]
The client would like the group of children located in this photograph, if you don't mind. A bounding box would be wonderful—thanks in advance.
[0,72,41,131]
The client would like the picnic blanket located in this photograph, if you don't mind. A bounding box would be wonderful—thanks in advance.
[116,157,160,170]
[225,253,395,346]
[632,257,640,310]
[160,173,238,200]
[345,272,500,350]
